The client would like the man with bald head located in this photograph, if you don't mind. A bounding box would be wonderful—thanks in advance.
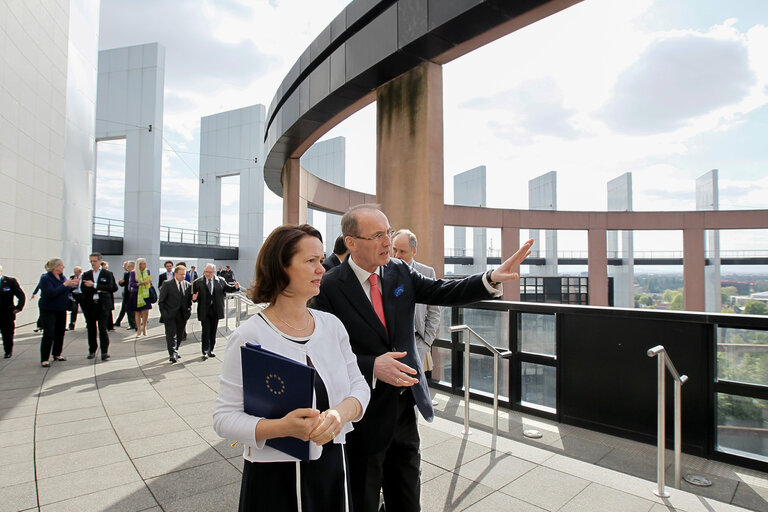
[191,263,239,359]
[313,204,533,512]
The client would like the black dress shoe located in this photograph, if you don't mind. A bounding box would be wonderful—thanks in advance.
[101,354,111,361]
[3,353,11,358]
[174,351,181,360]
[169,356,177,363]
[202,353,208,360]
[68,324,75,330]
[207,351,216,358]
[87,352,96,359]
[54,356,67,361]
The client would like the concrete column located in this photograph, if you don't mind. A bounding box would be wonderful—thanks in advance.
[588,228,609,306]
[376,61,444,276]
[198,105,265,282]
[528,171,558,276]
[454,166,487,275]
[607,172,634,308]
[96,43,165,269]
[683,228,706,311]
[501,227,521,301]
[696,169,721,312]
[282,158,307,225]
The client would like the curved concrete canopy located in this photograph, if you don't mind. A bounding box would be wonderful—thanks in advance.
[264,0,582,197]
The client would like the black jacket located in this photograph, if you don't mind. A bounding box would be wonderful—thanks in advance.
[80,268,119,311]
[192,276,238,320]
[0,275,25,315]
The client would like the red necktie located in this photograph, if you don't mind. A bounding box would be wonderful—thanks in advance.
[369,273,388,335]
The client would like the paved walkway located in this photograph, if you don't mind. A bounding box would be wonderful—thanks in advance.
[1,310,767,511]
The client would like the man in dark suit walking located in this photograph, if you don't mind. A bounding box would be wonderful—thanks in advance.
[313,204,533,512]
[192,263,239,359]
[158,264,192,363]
[0,265,26,358]
[81,252,119,361]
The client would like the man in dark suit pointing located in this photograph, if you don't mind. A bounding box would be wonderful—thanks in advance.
[192,263,239,360]
[313,204,533,512]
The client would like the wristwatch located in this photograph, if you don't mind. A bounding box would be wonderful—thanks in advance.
[485,269,501,287]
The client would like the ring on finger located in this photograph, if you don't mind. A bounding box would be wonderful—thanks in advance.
[331,431,336,439]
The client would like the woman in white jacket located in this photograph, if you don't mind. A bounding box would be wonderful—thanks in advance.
[214,224,369,511]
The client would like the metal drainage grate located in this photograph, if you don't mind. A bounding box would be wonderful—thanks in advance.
[684,474,713,487]
[523,429,543,439]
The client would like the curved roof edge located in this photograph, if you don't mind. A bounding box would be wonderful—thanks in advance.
[264,0,582,197]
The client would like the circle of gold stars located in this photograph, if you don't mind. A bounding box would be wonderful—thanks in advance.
[265,373,285,395]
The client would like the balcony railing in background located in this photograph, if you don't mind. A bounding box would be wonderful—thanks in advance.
[429,300,768,472]
[92,216,238,247]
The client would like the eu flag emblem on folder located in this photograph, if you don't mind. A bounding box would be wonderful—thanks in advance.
[240,343,316,461]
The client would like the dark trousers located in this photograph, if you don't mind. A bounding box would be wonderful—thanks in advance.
[115,293,136,328]
[84,303,110,355]
[40,309,66,362]
[69,298,79,328]
[347,391,421,512]
[164,311,188,357]
[1,313,15,355]
[200,308,218,354]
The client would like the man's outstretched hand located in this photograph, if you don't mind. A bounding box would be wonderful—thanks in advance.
[489,238,534,283]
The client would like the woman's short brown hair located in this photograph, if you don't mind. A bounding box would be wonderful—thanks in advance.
[249,224,323,304]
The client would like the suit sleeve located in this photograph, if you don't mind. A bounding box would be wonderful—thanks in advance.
[421,267,441,346]
[13,279,25,311]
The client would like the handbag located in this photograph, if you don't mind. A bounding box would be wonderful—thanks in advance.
[148,286,158,304]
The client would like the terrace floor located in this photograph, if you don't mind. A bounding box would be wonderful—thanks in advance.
[1,311,767,511]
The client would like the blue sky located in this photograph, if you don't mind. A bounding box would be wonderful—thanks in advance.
[96,0,768,258]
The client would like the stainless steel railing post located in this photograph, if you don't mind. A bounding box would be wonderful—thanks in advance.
[647,345,687,498]
[463,328,472,435]
[655,350,668,498]
[492,351,499,437]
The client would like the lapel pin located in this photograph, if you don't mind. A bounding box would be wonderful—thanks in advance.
[394,285,405,297]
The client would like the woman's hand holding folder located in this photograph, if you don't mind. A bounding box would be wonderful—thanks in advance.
[255,408,320,442]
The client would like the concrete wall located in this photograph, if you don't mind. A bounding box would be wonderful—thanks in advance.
[0,0,99,325]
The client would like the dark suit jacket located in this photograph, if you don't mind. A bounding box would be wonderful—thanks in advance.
[158,278,192,322]
[322,253,343,271]
[158,271,173,289]
[192,276,238,320]
[0,276,25,316]
[312,258,493,453]
[80,269,119,312]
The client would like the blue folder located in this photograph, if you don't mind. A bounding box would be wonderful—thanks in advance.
[240,342,316,461]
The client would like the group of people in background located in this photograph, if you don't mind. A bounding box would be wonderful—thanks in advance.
[0,255,240,368]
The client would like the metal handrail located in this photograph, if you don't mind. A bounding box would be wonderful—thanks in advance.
[224,291,262,329]
[450,324,512,436]
[647,345,689,497]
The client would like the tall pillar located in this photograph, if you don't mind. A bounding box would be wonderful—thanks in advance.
[282,158,307,226]
[696,169,721,312]
[607,172,634,308]
[198,105,265,283]
[96,43,165,270]
[501,227,521,301]
[528,171,558,276]
[588,228,609,306]
[683,227,706,311]
[454,166,487,275]
[376,61,444,276]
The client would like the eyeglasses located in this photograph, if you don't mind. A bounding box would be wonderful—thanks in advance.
[352,229,396,242]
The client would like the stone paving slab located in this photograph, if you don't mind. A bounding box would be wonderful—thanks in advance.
[1,315,766,511]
